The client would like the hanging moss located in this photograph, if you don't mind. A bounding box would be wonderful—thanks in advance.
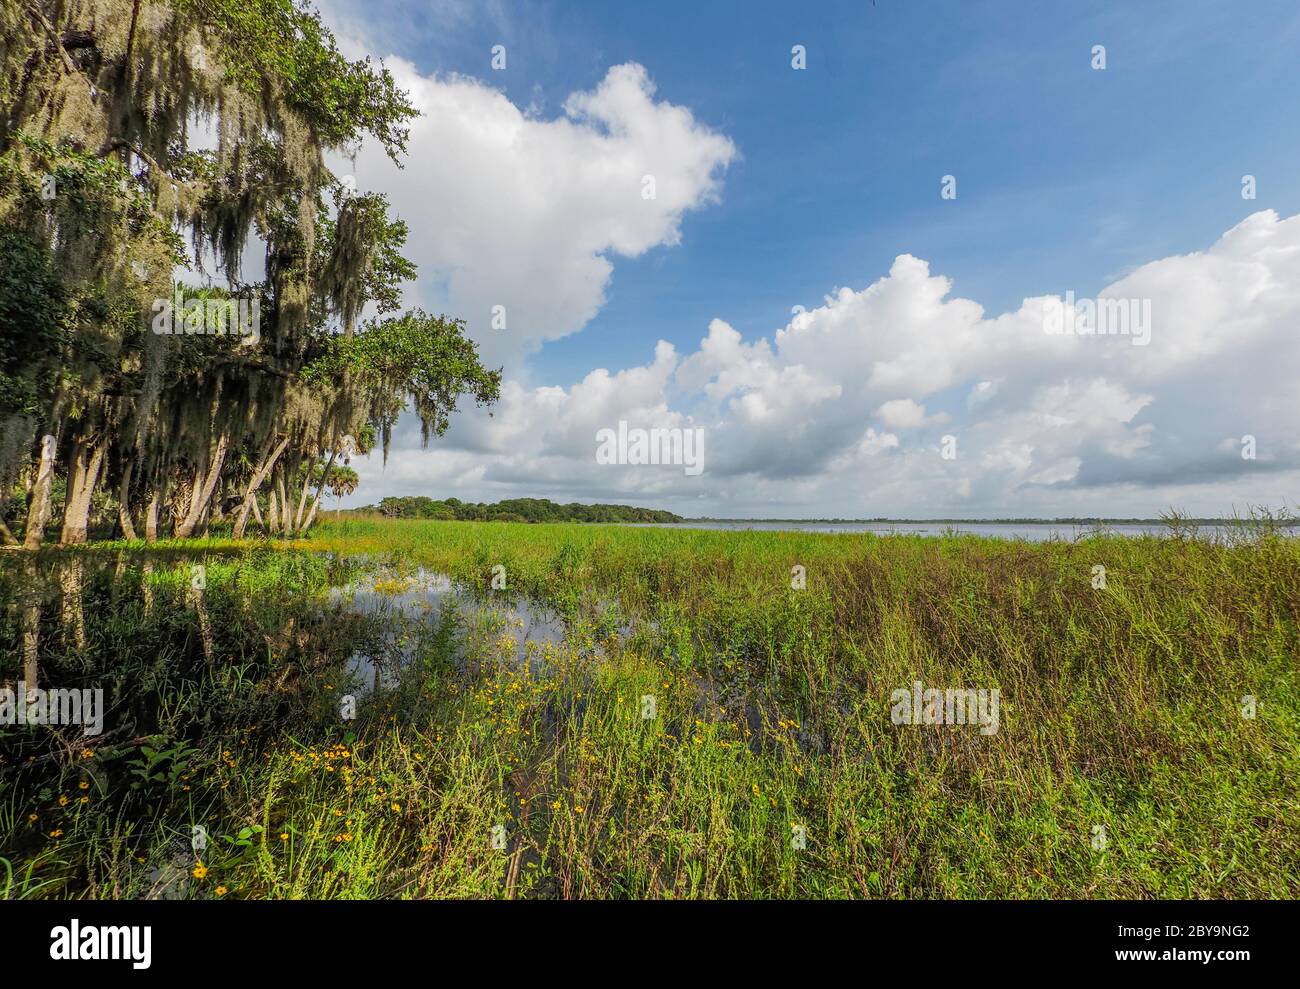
[1,2,499,543]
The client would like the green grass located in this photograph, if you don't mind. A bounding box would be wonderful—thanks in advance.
[2,519,1298,898]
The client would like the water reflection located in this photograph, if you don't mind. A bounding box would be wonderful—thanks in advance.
[331,567,583,691]
[0,549,629,898]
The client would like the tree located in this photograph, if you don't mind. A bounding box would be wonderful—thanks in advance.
[1,0,497,545]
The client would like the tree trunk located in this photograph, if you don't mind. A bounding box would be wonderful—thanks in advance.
[60,444,87,541]
[144,482,162,542]
[23,434,57,550]
[233,435,289,539]
[300,449,338,533]
[60,439,107,545]
[179,470,202,534]
[250,493,266,533]
[267,488,279,535]
[276,471,291,534]
[294,467,313,530]
[117,458,137,540]
[0,472,16,543]
[175,432,229,538]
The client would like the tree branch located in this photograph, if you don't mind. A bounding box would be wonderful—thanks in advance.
[26,6,79,75]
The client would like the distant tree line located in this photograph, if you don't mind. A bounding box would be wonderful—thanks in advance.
[369,496,682,524]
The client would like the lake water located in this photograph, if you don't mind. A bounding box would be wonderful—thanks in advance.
[330,566,628,690]
[632,520,1295,541]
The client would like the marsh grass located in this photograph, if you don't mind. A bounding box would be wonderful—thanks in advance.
[2,520,1297,897]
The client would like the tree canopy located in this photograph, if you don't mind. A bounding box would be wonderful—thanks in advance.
[0,0,500,544]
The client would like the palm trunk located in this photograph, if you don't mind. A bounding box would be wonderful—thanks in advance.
[144,482,162,542]
[210,487,225,525]
[23,435,57,549]
[300,450,338,533]
[276,472,291,534]
[60,438,106,545]
[60,445,88,542]
[250,493,266,533]
[233,435,290,539]
[294,468,312,530]
[117,459,137,540]
[175,433,229,538]
[180,471,203,534]
[0,470,17,544]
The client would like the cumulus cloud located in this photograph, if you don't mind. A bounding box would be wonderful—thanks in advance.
[876,399,939,430]
[344,59,736,370]
[356,209,1300,518]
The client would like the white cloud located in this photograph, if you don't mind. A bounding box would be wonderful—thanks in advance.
[876,399,931,430]
[345,60,736,371]
[357,209,1300,518]
[858,428,901,456]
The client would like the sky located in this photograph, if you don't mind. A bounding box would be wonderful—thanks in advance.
[310,0,1300,518]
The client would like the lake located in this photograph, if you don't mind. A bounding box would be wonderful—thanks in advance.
[633,520,1295,541]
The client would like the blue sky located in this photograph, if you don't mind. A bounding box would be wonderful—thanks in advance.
[320,0,1300,517]
[331,0,1300,380]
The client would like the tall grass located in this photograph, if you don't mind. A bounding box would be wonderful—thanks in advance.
[2,520,1297,897]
